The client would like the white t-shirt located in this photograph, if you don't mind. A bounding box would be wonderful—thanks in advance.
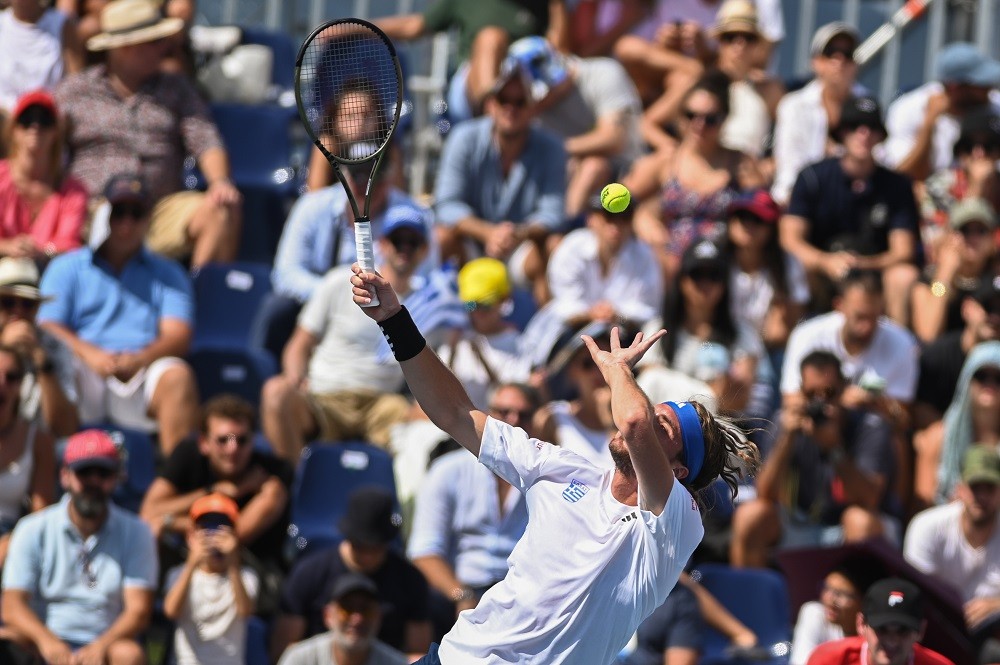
[0,8,66,113]
[790,600,844,665]
[729,256,810,335]
[165,566,260,665]
[298,265,405,394]
[882,81,1000,174]
[721,80,770,158]
[439,418,704,664]
[903,501,1000,604]
[549,400,614,468]
[780,311,919,402]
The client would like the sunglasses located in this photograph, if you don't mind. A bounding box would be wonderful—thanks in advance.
[74,465,116,480]
[496,95,528,109]
[335,601,379,620]
[16,106,56,129]
[387,233,425,251]
[682,110,723,127]
[489,405,534,421]
[822,45,856,60]
[719,32,759,45]
[955,138,1000,156]
[0,295,39,311]
[958,223,992,238]
[214,433,250,446]
[109,203,148,221]
[972,368,1000,387]
[0,370,24,384]
[687,268,725,283]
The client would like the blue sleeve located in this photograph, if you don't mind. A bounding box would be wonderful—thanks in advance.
[37,253,76,326]
[434,122,478,226]
[273,192,332,301]
[156,259,194,324]
[527,132,567,231]
[279,551,325,615]
[0,516,41,592]
[851,413,896,480]
[406,457,457,560]
[786,166,816,220]
[122,518,158,589]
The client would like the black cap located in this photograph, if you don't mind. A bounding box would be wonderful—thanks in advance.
[327,572,379,605]
[833,96,887,140]
[862,577,924,631]
[338,486,401,547]
[680,240,727,277]
[972,274,1000,314]
[103,173,150,207]
[955,107,1000,156]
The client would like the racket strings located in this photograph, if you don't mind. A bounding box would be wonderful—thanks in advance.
[298,21,400,163]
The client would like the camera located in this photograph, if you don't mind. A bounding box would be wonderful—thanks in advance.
[804,399,829,426]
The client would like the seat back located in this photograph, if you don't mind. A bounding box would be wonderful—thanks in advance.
[210,103,299,191]
[240,26,296,92]
[692,563,792,665]
[189,347,278,408]
[191,261,273,350]
[288,442,398,557]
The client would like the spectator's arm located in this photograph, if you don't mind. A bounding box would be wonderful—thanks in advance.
[678,573,756,651]
[136,318,192,368]
[234,476,288,545]
[162,562,195,621]
[853,228,915,271]
[547,0,571,53]
[60,15,85,75]
[35,364,80,437]
[28,431,55,512]
[270,615,307,664]
[404,620,434,659]
[831,453,885,511]
[230,567,255,618]
[666,648,700,665]
[89,586,153,651]
[565,111,628,158]
[412,556,472,613]
[272,193,333,301]
[374,14,427,41]
[39,321,113,373]
[572,0,647,57]
[890,92,948,182]
[756,414,799,502]
[281,326,319,385]
[779,214,826,273]
[140,477,205,535]
[197,146,232,186]
[0,590,65,655]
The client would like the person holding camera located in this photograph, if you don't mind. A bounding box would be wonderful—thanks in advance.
[730,351,899,568]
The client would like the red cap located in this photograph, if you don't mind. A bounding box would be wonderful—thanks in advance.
[12,90,57,122]
[64,429,121,471]
[190,492,240,526]
[729,189,781,224]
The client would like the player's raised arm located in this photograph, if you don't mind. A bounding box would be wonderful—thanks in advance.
[350,264,489,457]
[582,327,674,512]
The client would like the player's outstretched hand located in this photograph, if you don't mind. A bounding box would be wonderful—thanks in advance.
[351,263,401,322]
[582,326,666,376]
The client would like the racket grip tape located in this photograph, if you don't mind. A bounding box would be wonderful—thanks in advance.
[355,219,380,307]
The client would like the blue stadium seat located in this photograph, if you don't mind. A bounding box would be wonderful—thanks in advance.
[288,442,399,557]
[240,26,296,93]
[188,347,278,408]
[191,261,273,350]
[208,103,301,263]
[692,563,792,665]
[505,286,539,332]
[87,424,156,514]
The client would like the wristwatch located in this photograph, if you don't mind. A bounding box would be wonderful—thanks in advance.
[450,586,475,603]
[930,281,948,298]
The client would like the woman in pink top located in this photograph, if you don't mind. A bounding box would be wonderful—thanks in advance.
[0,89,87,261]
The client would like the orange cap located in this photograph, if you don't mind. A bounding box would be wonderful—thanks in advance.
[189,492,239,526]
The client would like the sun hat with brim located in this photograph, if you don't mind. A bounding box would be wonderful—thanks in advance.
[949,197,997,230]
[810,21,859,58]
[710,0,760,38]
[961,445,1000,486]
[12,90,57,121]
[87,0,184,52]
[0,258,53,302]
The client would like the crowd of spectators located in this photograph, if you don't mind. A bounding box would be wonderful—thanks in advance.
[0,0,999,663]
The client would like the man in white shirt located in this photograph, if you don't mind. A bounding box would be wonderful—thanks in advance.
[349,261,761,664]
[781,270,919,415]
[904,445,1000,665]
[883,42,1000,182]
[771,22,862,205]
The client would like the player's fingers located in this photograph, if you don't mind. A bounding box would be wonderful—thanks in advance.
[580,334,599,355]
[610,326,622,350]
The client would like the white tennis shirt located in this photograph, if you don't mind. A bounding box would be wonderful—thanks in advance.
[438,417,704,664]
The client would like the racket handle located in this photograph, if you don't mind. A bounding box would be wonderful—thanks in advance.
[355,219,380,307]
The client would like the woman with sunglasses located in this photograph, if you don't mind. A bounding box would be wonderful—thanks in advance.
[924,341,1000,504]
[0,90,86,263]
[629,70,764,281]
[0,344,55,569]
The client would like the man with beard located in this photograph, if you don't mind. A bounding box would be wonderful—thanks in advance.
[277,574,408,665]
[0,429,157,665]
[905,446,1000,665]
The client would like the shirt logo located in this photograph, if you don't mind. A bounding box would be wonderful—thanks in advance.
[621,512,638,523]
[562,479,589,503]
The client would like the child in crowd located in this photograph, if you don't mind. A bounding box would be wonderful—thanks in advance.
[164,493,259,665]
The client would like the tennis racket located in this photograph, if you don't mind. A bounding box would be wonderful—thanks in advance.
[293,18,403,307]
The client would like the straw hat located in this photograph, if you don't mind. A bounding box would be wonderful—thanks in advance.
[87,0,184,52]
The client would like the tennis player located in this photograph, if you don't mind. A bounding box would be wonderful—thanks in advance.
[350,264,760,664]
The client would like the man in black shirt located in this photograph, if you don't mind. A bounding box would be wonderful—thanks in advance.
[781,96,921,322]
[270,486,432,662]
[140,394,293,573]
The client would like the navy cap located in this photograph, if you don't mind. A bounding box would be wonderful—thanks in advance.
[380,205,428,239]
[103,174,150,207]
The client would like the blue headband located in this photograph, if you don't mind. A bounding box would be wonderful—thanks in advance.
[664,401,705,486]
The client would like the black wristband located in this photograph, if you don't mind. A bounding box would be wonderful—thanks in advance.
[379,306,426,362]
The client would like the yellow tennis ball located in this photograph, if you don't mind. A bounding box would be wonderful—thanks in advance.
[601,183,631,214]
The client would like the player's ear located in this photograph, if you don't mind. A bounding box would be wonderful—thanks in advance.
[672,463,689,481]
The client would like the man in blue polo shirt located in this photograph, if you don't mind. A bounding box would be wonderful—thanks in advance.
[0,429,158,665]
[780,96,921,323]
[38,174,200,455]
